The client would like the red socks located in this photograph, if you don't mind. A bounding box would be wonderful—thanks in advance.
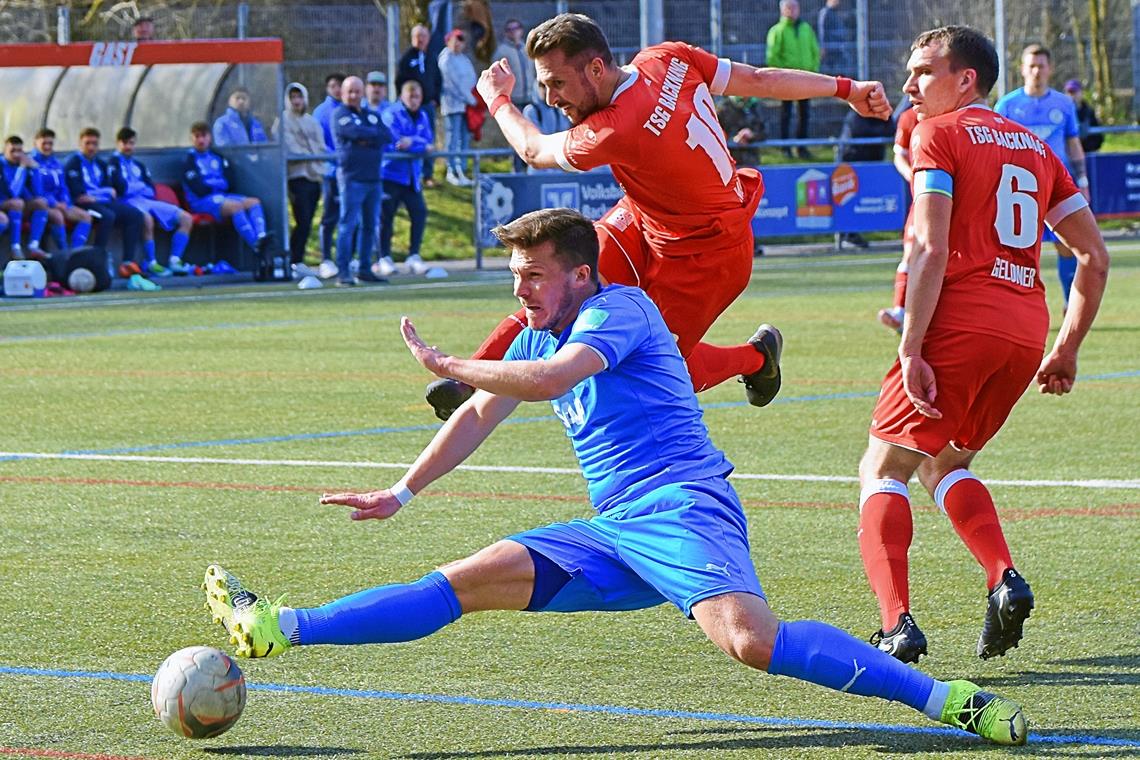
[858,479,913,630]
[471,309,527,361]
[685,341,764,393]
[935,470,1013,590]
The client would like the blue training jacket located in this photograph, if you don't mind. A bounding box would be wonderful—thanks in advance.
[31,151,71,206]
[212,107,269,147]
[331,103,391,183]
[181,148,231,205]
[381,103,432,190]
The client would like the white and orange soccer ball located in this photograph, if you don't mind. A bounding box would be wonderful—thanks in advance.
[151,645,246,739]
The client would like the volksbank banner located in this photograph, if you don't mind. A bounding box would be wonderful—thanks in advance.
[477,163,908,248]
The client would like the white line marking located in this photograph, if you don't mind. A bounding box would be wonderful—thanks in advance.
[2,451,1139,489]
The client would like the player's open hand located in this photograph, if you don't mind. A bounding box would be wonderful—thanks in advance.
[1036,349,1077,395]
[401,316,448,375]
[319,490,402,521]
[900,354,942,418]
[848,80,892,120]
[477,57,515,107]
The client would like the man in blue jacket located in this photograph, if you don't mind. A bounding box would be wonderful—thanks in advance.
[376,79,432,277]
[332,75,391,286]
[63,127,146,277]
[2,135,50,257]
[31,128,93,252]
[312,73,346,278]
[212,88,269,147]
[182,121,269,259]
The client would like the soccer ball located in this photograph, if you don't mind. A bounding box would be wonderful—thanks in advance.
[151,645,246,739]
[67,267,96,293]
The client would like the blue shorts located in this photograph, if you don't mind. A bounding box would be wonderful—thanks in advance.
[187,193,245,221]
[510,477,764,618]
[126,197,184,231]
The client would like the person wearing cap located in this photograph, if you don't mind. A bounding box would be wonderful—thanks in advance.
[438,28,477,186]
[1064,79,1103,154]
[493,18,537,172]
[365,70,394,126]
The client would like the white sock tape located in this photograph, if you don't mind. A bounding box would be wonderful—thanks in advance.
[934,469,978,514]
[859,478,909,513]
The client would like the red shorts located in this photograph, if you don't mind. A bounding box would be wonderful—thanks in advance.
[870,330,1041,456]
[594,197,754,357]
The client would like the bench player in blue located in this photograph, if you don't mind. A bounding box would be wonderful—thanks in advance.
[31,128,93,252]
[2,135,50,257]
[204,208,1028,746]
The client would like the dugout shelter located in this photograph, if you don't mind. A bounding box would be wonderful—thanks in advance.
[0,39,287,270]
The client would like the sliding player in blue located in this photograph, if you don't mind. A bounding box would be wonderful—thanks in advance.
[205,208,1026,746]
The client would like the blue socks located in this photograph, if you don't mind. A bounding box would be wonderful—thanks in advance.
[28,210,47,247]
[767,620,939,716]
[144,239,156,263]
[231,209,258,246]
[71,220,92,248]
[247,203,266,237]
[8,209,22,245]
[170,231,189,261]
[51,223,67,250]
[1057,254,1077,307]
[294,571,462,646]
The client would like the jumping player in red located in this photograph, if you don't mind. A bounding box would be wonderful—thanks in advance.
[424,12,891,420]
[878,100,918,334]
[857,26,1109,664]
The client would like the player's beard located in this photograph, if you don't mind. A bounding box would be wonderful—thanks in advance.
[565,73,602,125]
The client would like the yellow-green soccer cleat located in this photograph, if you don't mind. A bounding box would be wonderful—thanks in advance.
[203,564,291,658]
[940,680,1027,745]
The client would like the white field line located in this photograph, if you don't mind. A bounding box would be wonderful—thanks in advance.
[2,451,1139,490]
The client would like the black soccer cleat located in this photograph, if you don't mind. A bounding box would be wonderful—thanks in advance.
[977,568,1035,659]
[425,378,475,421]
[739,324,783,407]
[870,612,928,664]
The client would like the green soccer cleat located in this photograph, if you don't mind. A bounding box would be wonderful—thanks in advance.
[940,680,1027,745]
[203,564,291,658]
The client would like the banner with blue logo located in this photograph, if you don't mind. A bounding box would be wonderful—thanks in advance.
[1088,152,1140,216]
[478,162,908,248]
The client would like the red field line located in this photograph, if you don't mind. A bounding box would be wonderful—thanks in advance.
[1,748,154,760]
[2,475,1135,520]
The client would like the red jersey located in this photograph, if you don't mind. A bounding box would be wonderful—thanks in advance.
[910,105,1085,349]
[555,42,764,256]
[893,106,918,162]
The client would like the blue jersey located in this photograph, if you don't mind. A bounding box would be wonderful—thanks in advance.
[994,87,1079,163]
[63,153,116,204]
[504,284,732,514]
[109,152,156,200]
[2,159,41,200]
[31,151,70,205]
[181,149,230,204]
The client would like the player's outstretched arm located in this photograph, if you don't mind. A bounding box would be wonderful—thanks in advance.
[402,316,604,401]
[478,58,564,169]
[1037,206,1110,395]
[321,389,520,520]
[722,63,891,120]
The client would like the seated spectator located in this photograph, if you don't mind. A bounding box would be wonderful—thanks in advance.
[182,121,271,258]
[31,128,93,252]
[273,82,328,269]
[332,75,390,286]
[1065,79,1104,154]
[717,97,767,167]
[376,80,432,277]
[109,127,194,277]
[63,127,148,282]
[2,135,50,257]
[212,88,269,147]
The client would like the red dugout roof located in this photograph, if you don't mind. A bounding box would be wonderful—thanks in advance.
[0,38,283,68]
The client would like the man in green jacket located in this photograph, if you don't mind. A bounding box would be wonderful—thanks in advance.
[766,0,820,158]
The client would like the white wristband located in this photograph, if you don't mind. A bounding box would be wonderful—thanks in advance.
[390,479,414,506]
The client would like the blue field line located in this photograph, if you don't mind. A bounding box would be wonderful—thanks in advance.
[0,666,1134,748]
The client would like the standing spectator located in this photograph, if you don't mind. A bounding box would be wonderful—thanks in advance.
[312,73,347,279]
[494,18,537,172]
[1065,79,1104,154]
[835,110,894,248]
[995,44,1089,310]
[377,80,433,277]
[332,76,391,286]
[132,16,156,42]
[365,71,393,124]
[2,136,50,257]
[63,127,147,282]
[817,0,855,76]
[766,0,820,158]
[438,28,477,186]
[31,128,93,252]
[109,127,194,277]
[397,24,442,187]
[182,121,271,263]
[273,82,328,269]
[213,88,269,147]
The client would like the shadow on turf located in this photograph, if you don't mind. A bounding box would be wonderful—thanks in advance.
[972,654,1140,689]
[395,726,1018,757]
[204,747,363,757]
